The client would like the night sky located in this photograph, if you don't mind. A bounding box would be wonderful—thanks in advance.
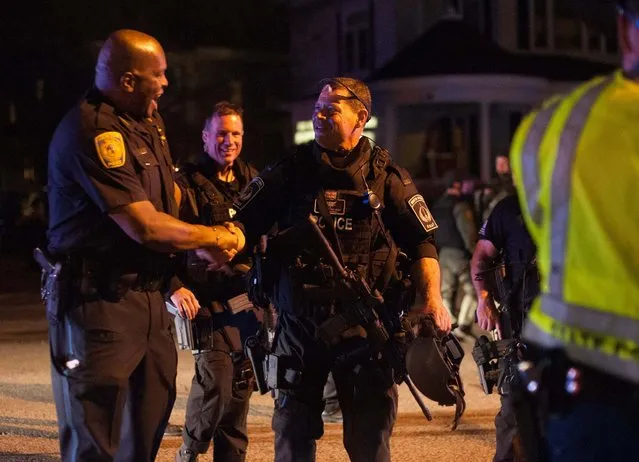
[2,0,289,118]
[0,0,290,183]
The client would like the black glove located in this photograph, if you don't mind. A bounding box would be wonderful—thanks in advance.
[403,311,438,338]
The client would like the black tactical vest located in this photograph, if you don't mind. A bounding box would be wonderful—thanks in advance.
[177,157,257,302]
[271,139,399,315]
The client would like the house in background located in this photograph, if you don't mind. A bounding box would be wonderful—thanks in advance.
[288,0,617,181]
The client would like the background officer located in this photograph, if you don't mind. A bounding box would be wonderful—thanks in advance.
[432,173,478,340]
[206,77,450,462]
[46,30,243,461]
[510,1,639,459]
[172,102,261,462]
[471,195,538,462]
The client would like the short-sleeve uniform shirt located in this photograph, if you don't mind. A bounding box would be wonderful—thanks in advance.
[47,88,177,259]
[479,195,538,306]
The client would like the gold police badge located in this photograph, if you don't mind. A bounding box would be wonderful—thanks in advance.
[94,131,126,169]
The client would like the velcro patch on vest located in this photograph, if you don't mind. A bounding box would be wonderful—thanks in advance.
[233,177,265,210]
[314,190,346,216]
[94,131,126,169]
[408,194,438,233]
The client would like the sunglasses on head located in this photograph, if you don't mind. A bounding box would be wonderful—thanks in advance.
[320,79,371,120]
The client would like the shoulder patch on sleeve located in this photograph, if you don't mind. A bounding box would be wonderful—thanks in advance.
[408,194,438,233]
[233,177,265,211]
[94,131,126,169]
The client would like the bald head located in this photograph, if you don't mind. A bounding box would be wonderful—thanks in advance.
[95,29,168,117]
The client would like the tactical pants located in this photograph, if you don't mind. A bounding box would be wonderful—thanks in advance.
[182,329,251,461]
[439,248,476,328]
[50,290,177,462]
[271,312,398,462]
[494,394,519,462]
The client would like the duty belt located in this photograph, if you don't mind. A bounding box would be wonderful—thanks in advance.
[71,254,173,297]
[519,351,639,411]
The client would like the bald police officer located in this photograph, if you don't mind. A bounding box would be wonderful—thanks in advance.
[46,30,243,461]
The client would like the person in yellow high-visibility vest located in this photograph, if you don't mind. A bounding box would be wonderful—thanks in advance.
[509,2,639,460]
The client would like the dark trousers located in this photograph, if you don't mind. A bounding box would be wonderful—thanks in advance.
[544,396,639,461]
[494,394,519,462]
[182,330,251,461]
[271,312,398,462]
[50,290,177,462]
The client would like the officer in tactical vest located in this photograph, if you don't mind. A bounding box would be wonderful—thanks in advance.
[431,173,478,340]
[172,102,261,462]
[471,195,538,462]
[199,77,452,462]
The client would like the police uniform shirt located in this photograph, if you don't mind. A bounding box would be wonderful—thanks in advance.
[47,88,177,257]
[232,137,438,262]
[479,195,537,304]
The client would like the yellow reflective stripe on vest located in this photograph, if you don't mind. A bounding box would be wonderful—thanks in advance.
[524,313,639,384]
[519,100,561,227]
[541,294,639,344]
[547,77,612,299]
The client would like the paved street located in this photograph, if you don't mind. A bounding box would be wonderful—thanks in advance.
[0,289,501,462]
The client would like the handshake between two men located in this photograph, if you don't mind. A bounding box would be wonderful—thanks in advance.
[196,222,246,267]
[169,221,247,321]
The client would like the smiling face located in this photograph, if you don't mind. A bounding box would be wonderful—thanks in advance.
[312,84,368,152]
[202,113,244,168]
[130,47,168,118]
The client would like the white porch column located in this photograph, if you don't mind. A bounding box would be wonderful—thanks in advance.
[480,101,492,182]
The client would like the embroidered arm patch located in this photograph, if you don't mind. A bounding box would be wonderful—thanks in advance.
[94,131,126,169]
[233,177,265,211]
[408,194,438,233]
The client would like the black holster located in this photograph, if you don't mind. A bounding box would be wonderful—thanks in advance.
[33,248,75,374]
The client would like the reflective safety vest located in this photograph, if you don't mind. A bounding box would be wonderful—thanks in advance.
[511,70,639,384]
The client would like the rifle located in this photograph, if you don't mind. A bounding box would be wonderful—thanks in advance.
[472,264,520,395]
[473,262,545,460]
[307,214,433,421]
